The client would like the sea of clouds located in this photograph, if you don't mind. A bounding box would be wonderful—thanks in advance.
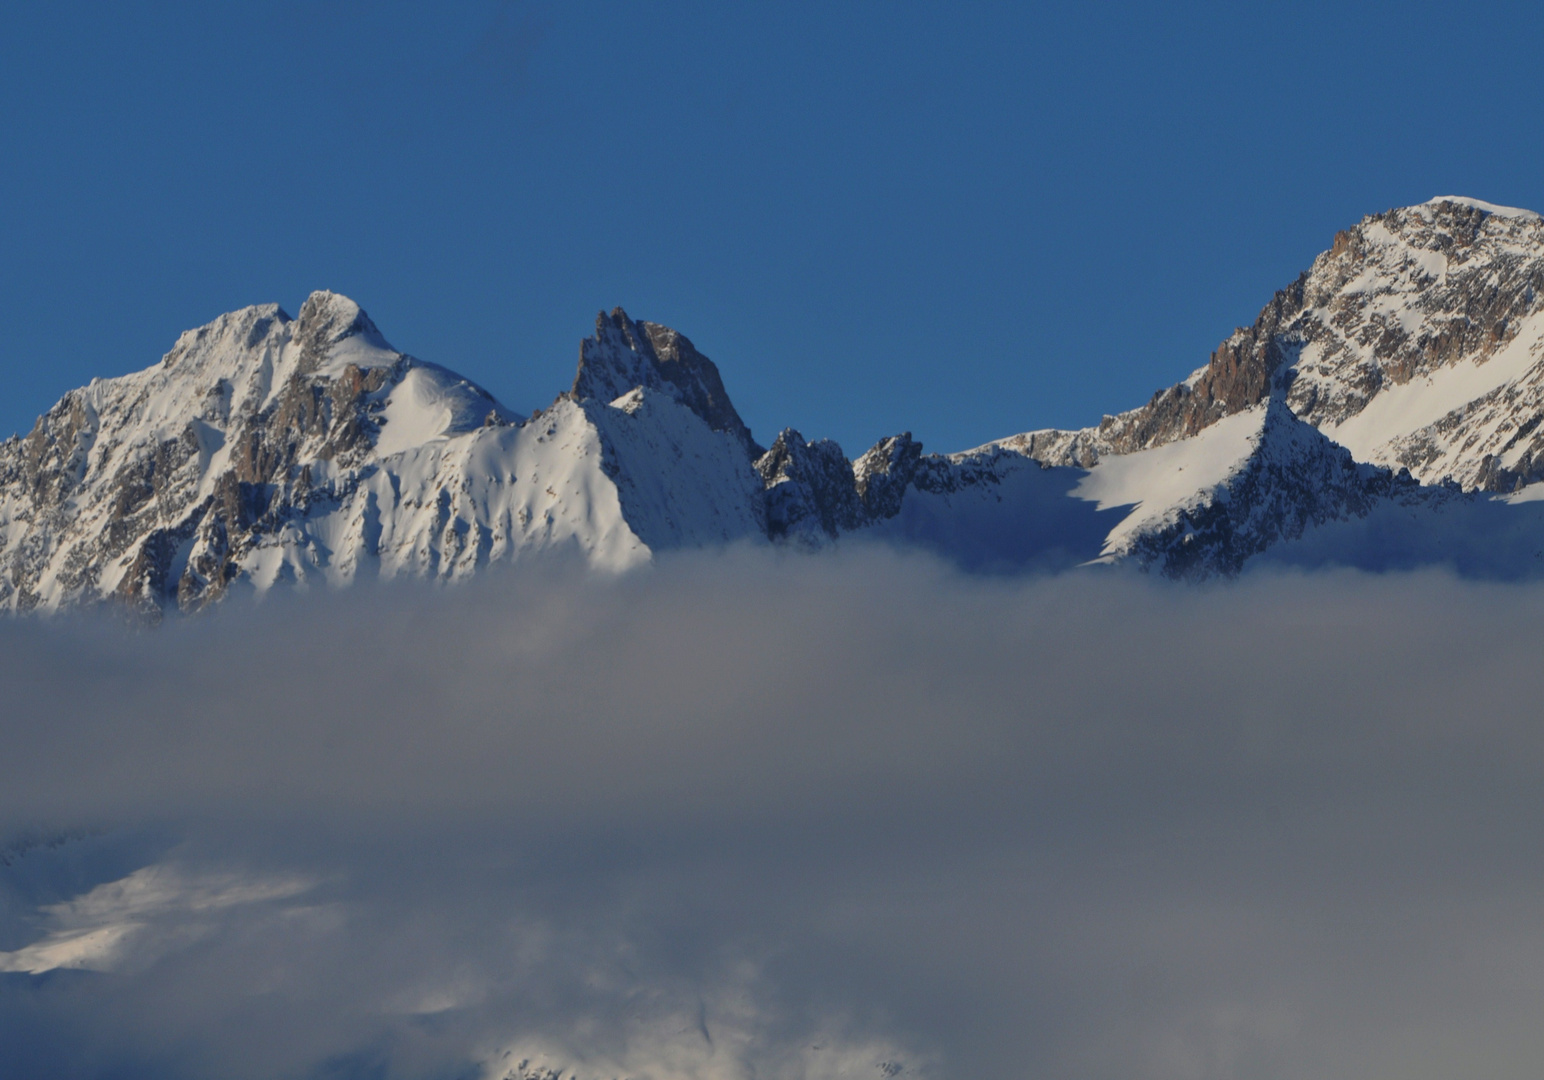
[4,547,1544,1079]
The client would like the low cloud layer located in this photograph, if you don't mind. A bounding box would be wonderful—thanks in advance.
[5,548,1544,1079]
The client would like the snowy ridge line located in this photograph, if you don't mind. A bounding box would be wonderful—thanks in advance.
[6,196,1544,612]
[1424,195,1542,221]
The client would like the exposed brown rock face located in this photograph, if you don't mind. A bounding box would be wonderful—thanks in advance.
[1082,275,1310,459]
[139,301,409,613]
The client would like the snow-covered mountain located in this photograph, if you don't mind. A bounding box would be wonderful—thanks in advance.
[0,297,765,614]
[999,197,1544,485]
[6,195,1544,614]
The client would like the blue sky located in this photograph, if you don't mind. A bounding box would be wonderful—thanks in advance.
[3,0,1542,456]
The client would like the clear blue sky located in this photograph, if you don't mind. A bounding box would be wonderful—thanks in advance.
[3,1,1542,456]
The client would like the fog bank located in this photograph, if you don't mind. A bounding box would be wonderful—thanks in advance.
[3,548,1544,1079]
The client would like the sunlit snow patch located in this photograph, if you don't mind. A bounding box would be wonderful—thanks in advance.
[1071,406,1264,556]
[374,363,514,458]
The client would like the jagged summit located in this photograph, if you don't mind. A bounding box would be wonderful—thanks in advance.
[295,289,383,335]
[289,290,395,371]
[6,196,1544,615]
[573,308,763,458]
[0,292,528,614]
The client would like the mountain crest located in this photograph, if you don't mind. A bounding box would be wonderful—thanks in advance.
[295,290,388,348]
[8,196,1544,615]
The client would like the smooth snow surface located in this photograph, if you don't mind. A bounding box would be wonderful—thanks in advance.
[374,363,511,458]
[1072,406,1264,550]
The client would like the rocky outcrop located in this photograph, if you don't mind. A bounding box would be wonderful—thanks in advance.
[754,429,932,543]
[640,320,764,458]
[756,430,865,542]
[853,434,925,520]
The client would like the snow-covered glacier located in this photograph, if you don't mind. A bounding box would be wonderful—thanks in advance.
[7,195,1544,614]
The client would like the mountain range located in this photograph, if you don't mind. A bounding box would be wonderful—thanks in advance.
[5,195,1544,615]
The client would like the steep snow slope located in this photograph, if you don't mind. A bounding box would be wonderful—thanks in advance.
[597,387,764,550]
[1073,407,1267,554]
[1073,399,1416,577]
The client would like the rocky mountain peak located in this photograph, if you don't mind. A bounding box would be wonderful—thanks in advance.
[756,428,860,542]
[853,434,923,520]
[292,291,393,375]
[573,307,762,458]
[752,428,928,543]
[573,308,657,405]
[1002,196,1544,493]
[295,290,388,348]
[1109,395,1411,578]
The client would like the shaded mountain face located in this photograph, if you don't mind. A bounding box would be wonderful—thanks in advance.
[6,196,1544,615]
